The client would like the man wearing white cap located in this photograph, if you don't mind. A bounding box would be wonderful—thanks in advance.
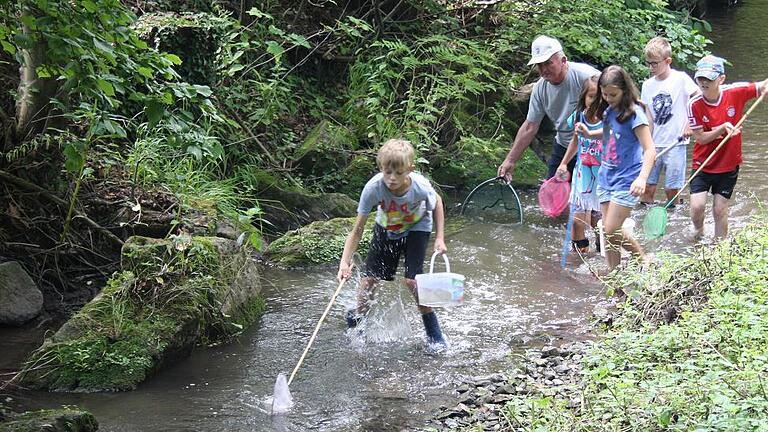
[498,35,599,182]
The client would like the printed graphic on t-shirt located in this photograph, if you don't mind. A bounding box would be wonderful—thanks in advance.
[580,138,602,167]
[375,200,425,234]
[652,92,673,125]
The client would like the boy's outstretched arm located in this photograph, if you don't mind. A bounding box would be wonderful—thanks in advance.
[338,214,369,282]
[433,194,447,254]
[759,78,768,96]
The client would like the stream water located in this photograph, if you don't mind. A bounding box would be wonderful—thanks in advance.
[3,1,768,430]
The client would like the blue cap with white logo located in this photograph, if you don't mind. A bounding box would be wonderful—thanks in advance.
[694,55,726,81]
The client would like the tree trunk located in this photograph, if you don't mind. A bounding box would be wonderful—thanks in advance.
[239,0,255,26]
[15,7,57,142]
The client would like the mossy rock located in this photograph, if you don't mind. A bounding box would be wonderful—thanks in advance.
[0,408,97,432]
[333,155,376,199]
[20,236,263,392]
[266,216,467,267]
[258,187,359,236]
[266,217,374,267]
[431,142,545,191]
[133,12,229,85]
[294,121,367,195]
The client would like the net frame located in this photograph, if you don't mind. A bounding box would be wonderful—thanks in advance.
[459,177,524,224]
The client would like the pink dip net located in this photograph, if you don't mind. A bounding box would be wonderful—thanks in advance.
[537,177,570,218]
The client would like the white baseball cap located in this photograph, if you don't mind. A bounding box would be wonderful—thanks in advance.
[528,35,563,65]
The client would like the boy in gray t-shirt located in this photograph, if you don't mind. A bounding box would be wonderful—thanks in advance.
[338,139,448,353]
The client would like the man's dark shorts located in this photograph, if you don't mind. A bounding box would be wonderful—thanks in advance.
[547,142,577,180]
[690,166,739,199]
[365,224,430,281]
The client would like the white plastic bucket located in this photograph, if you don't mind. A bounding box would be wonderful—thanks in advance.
[598,218,636,257]
[416,252,465,307]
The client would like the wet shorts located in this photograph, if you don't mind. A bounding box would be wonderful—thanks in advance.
[690,166,739,199]
[598,187,640,208]
[647,144,686,189]
[365,224,430,281]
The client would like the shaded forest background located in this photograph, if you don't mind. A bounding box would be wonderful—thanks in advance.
[0,0,710,319]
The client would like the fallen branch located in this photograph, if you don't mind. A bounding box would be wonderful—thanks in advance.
[0,169,124,248]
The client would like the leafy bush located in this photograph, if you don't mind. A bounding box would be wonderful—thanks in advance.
[495,216,768,431]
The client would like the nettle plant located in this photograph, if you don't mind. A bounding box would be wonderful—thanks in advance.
[344,34,508,159]
[0,0,222,166]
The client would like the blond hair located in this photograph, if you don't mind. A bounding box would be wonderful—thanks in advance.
[376,139,415,170]
[644,36,672,60]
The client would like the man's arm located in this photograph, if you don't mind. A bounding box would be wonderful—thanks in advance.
[497,119,540,182]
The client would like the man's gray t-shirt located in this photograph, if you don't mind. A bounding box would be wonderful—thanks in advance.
[526,62,600,148]
[357,172,437,239]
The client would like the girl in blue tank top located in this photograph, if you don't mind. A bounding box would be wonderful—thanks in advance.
[556,75,603,254]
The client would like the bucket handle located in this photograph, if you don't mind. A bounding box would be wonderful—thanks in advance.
[428,251,450,274]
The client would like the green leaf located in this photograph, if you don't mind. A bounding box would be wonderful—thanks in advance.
[96,79,115,97]
[20,14,36,30]
[145,101,164,128]
[35,65,52,78]
[165,53,182,65]
[161,91,174,105]
[193,85,212,97]
[93,38,114,58]
[137,67,153,78]
[63,143,85,174]
[1,41,16,55]
[266,41,284,59]
[187,145,202,160]
[226,64,245,75]
[82,0,97,12]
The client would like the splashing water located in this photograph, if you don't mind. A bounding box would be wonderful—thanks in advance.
[270,373,293,415]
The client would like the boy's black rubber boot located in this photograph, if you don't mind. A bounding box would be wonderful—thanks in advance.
[345,309,363,328]
[421,311,447,352]
[344,309,362,328]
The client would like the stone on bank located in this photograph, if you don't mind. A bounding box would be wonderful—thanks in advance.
[19,236,263,392]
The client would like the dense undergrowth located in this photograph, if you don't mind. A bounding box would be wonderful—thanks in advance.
[0,0,710,305]
[452,213,768,431]
[1,0,712,218]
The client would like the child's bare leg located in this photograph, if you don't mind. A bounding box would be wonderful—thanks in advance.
[665,188,681,205]
[689,192,707,238]
[641,184,657,204]
[356,277,379,315]
[620,227,643,258]
[572,211,590,252]
[405,278,433,315]
[573,211,588,239]
[602,202,635,270]
[712,194,731,240]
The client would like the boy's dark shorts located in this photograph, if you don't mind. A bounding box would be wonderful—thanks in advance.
[690,166,739,199]
[365,224,430,281]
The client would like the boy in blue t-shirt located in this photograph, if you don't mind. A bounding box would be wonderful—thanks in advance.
[338,139,448,351]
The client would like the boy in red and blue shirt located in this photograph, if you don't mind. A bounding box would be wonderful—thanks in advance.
[687,55,768,240]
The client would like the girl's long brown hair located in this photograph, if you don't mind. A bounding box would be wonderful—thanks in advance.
[591,65,646,123]
[578,75,599,121]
